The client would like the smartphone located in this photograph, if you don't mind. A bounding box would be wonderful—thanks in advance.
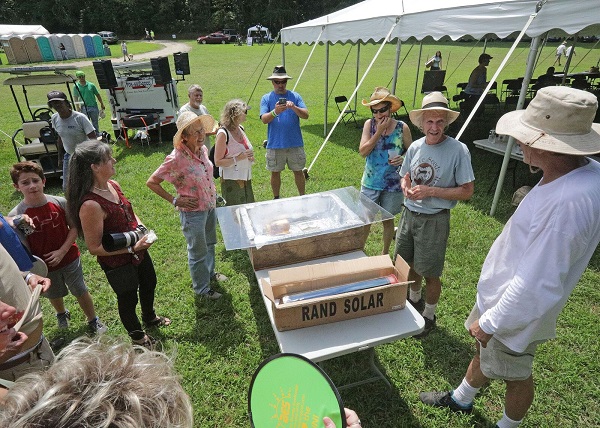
[278,98,287,105]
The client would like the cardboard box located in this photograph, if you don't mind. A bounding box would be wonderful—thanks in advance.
[248,225,369,270]
[261,255,411,331]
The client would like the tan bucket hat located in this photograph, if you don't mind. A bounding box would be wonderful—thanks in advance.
[361,86,402,113]
[266,65,293,80]
[409,91,460,128]
[173,111,218,148]
[496,86,600,155]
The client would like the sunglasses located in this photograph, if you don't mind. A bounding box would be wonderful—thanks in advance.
[371,105,391,114]
[272,80,288,85]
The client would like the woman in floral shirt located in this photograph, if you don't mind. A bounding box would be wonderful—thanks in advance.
[147,112,225,300]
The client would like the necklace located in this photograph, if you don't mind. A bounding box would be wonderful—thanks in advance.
[94,186,110,192]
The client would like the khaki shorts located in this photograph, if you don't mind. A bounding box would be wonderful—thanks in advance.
[265,147,306,172]
[394,206,450,278]
[466,304,538,381]
[0,337,54,382]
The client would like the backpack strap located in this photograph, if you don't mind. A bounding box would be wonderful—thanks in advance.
[219,127,229,144]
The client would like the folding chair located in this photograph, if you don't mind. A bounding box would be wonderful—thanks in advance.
[334,95,359,127]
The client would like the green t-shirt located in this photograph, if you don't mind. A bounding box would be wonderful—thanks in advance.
[74,81,100,108]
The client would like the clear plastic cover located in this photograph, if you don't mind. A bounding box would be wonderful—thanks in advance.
[216,186,394,250]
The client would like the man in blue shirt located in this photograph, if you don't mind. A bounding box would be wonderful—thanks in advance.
[260,66,309,199]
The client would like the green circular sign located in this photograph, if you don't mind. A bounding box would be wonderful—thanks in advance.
[248,353,344,428]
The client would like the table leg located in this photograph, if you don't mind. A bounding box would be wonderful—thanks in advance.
[321,348,392,391]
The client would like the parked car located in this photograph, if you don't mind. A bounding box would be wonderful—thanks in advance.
[98,31,118,44]
[197,33,229,44]
[222,29,240,43]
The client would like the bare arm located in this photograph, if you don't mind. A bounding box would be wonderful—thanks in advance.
[405,181,474,202]
[359,117,389,157]
[79,200,151,257]
[146,173,198,210]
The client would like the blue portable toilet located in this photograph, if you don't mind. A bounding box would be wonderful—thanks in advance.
[83,34,96,57]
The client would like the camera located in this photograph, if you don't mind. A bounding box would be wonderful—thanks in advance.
[102,225,148,252]
[278,98,287,105]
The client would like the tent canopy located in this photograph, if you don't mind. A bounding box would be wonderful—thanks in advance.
[281,0,600,44]
[0,24,49,36]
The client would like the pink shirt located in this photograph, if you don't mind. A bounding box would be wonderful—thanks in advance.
[152,144,216,211]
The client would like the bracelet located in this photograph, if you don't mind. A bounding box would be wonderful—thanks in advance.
[24,272,34,283]
[232,156,237,166]
[271,110,278,117]
[172,197,177,206]
[127,246,134,254]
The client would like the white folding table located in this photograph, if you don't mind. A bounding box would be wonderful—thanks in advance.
[255,251,424,389]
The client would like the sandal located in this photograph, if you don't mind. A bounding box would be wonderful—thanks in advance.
[144,315,172,328]
[131,333,157,350]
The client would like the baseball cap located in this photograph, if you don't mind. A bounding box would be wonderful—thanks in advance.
[75,71,85,78]
[479,53,493,62]
[47,90,68,102]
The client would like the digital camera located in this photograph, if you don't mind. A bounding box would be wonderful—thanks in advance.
[102,225,148,252]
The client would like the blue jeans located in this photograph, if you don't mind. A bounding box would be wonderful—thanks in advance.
[81,105,100,133]
[179,209,217,295]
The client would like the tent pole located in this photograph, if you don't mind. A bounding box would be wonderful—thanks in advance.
[392,38,401,94]
[281,40,285,67]
[292,27,324,92]
[456,11,539,140]
[561,33,578,80]
[325,42,330,136]
[306,21,398,175]
[413,41,423,107]
[355,43,360,112]
[489,35,542,216]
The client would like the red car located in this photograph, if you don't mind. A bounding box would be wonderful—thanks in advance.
[197,33,229,44]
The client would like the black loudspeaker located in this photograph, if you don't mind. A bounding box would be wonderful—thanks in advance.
[173,52,190,76]
[151,56,172,85]
[93,60,117,89]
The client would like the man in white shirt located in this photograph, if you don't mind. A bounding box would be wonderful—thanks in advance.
[553,41,567,66]
[420,86,600,428]
[179,85,211,149]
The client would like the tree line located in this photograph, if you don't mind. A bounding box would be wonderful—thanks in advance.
[0,0,360,39]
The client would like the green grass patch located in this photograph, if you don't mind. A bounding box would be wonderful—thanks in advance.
[0,39,599,428]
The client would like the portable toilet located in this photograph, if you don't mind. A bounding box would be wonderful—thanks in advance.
[22,35,43,63]
[82,34,96,57]
[7,36,29,64]
[47,34,63,61]
[34,35,54,61]
[91,34,104,56]
[0,37,17,64]
[71,34,87,58]
[58,34,76,60]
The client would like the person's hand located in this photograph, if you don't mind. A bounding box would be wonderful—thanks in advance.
[389,155,404,167]
[374,116,390,137]
[323,408,361,428]
[44,248,67,267]
[274,103,287,115]
[0,300,28,356]
[26,274,51,293]
[405,184,432,200]
[469,319,493,347]
[9,214,35,231]
[174,196,199,210]
[133,235,154,252]
[245,149,255,162]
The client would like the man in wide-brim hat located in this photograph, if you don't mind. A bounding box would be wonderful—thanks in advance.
[260,65,309,199]
[421,86,600,428]
[394,91,474,338]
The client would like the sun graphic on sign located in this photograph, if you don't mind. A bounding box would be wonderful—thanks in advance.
[270,387,293,427]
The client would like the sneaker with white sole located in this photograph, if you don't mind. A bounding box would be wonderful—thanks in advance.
[88,317,108,334]
[56,310,71,329]
[201,289,222,300]
[212,273,228,282]
[419,391,473,414]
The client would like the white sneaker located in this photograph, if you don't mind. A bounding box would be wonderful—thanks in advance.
[201,289,222,300]
[212,273,228,282]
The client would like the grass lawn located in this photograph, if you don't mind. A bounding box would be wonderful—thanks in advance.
[1,39,599,427]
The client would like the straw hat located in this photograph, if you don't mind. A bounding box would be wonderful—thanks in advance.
[408,91,460,128]
[361,86,401,113]
[266,65,293,80]
[173,111,218,148]
[496,86,600,155]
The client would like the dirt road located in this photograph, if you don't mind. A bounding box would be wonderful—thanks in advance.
[69,40,191,68]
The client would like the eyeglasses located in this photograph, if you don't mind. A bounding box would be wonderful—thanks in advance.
[273,80,288,85]
[371,105,391,114]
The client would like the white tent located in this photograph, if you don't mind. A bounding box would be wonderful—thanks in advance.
[280,0,600,215]
[0,25,49,36]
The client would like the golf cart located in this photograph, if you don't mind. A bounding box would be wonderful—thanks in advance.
[0,65,82,178]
